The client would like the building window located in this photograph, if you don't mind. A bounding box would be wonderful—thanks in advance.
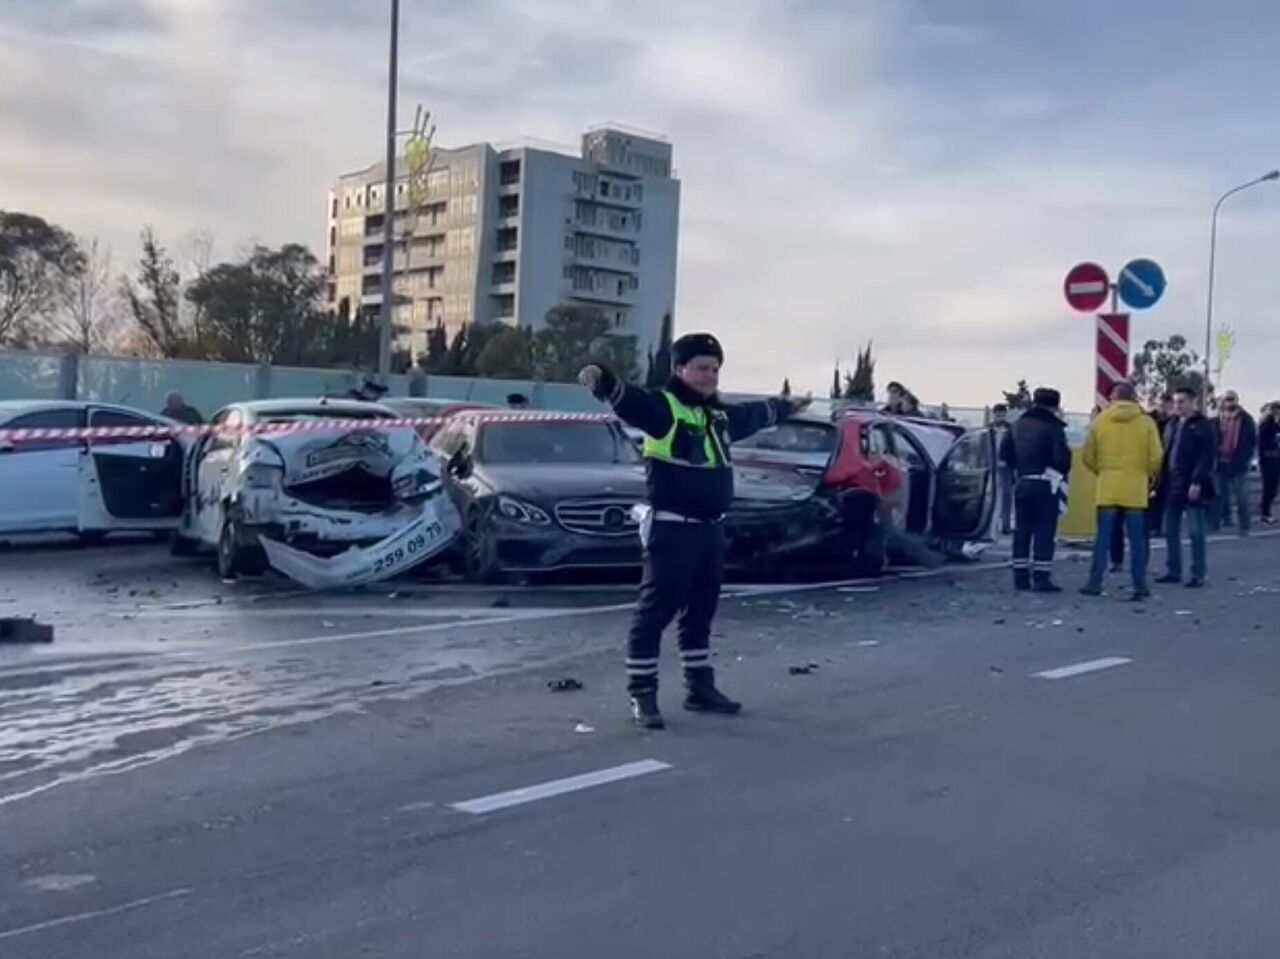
[499,195,519,218]
[427,170,449,193]
[492,262,516,285]
[500,160,521,186]
[630,275,639,290]
[331,197,338,217]
[497,227,518,252]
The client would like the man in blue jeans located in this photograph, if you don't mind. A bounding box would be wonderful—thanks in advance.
[1079,382,1163,600]
[1157,386,1217,588]
[1211,390,1256,536]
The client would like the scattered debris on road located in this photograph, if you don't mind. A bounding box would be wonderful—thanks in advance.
[548,678,584,693]
[789,663,820,675]
[573,723,595,734]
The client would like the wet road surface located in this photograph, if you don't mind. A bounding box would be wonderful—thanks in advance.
[3,532,1280,956]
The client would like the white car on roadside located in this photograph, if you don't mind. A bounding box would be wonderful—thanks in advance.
[166,399,461,588]
[0,400,184,542]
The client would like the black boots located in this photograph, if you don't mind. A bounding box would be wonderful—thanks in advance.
[1014,569,1031,591]
[683,672,742,715]
[1032,572,1062,593]
[630,693,665,730]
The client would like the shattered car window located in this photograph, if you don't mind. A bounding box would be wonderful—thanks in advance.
[477,422,639,465]
[735,422,836,454]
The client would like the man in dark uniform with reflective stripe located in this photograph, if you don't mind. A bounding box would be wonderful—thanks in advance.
[999,387,1072,592]
[580,334,809,729]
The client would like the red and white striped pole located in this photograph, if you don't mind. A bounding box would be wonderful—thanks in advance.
[1094,311,1131,408]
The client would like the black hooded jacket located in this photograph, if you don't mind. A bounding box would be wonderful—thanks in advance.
[999,405,1072,479]
[591,367,793,520]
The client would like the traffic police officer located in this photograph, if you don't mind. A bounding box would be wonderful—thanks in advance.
[579,334,810,729]
[999,387,1072,592]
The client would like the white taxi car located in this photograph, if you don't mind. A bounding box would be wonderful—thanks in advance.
[169,399,461,587]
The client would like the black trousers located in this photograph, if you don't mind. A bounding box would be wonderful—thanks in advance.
[1011,479,1059,580]
[626,520,725,695]
[1262,455,1280,520]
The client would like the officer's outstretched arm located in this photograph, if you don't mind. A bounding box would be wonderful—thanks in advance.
[584,365,674,439]
[724,397,794,442]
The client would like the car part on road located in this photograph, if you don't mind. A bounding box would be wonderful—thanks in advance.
[548,678,584,692]
[0,618,54,643]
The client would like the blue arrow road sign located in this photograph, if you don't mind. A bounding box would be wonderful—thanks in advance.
[1118,258,1166,310]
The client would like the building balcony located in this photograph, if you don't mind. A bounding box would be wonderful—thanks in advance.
[490,280,517,296]
[572,219,639,240]
[569,286,635,306]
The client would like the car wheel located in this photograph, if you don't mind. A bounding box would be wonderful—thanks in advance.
[463,505,503,584]
[217,512,268,579]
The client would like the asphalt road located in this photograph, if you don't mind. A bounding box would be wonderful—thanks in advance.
[3,531,1280,957]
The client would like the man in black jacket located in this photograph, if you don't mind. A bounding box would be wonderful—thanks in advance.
[1156,386,1216,587]
[579,333,809,729]
[999,387,1071,592]
[1259,402,1280,524]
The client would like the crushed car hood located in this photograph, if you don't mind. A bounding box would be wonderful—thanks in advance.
[732,464,821,507]
[255,426,427,489]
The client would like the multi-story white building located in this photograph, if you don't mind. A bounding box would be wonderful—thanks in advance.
[326,125,680,361]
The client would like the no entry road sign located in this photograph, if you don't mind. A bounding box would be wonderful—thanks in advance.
[1117,258,1166,310]
[1064,262,1110,312]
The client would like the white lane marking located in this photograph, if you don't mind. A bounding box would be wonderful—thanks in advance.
[1033,657,1132,680]
[0,888,191,943]
[451,759,672,815]
[125,606,551,620]
[25,874,96,892]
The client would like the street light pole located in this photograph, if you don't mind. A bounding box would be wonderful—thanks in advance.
[376,0,401,380]
[1203,169,1279,400]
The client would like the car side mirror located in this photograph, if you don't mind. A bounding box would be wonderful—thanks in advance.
[448,448,473,479]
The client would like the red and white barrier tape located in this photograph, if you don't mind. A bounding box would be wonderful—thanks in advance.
[0,411,614,445]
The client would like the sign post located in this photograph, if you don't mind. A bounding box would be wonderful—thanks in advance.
[1064,258,1167,410]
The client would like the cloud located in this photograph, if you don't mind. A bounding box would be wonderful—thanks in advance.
[1,0,1279,410]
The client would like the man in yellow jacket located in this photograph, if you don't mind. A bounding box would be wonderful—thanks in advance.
[1080,381,1165,600]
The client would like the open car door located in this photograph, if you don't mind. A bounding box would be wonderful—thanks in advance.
[77,408,185,532]
[930,428,998,541]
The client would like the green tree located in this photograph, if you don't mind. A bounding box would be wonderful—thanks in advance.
[534,303,636,382]
[1002,379,1033,410]
[830,363,842,400]
[476,325,534,378]
[646,312,673,387]
[0,211,83,345]
[781,377,791,397]
[121,227,188,357]
[843,343,875,402]
[1132,335,1210,405]
[185,243,331,365]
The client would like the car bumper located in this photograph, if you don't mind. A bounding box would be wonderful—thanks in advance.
[491,519,641,572]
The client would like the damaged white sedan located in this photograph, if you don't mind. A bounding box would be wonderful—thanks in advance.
[166,400,461,589]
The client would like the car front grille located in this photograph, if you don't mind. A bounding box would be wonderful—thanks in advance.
[554,498,641,537]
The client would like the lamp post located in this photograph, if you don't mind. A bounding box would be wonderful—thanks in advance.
[1203,170,1279,399]
[376,0,401,380]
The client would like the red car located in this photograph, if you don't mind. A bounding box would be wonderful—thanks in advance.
[732,406,997,572]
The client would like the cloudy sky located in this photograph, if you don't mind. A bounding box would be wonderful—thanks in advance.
[2,0,1278,409]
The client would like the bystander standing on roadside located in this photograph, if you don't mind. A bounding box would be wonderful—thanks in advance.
[1000,388,1071,593]
[1258,402,1280,526]
[408,359,428,398]
[1211,390,1256,536]
[1157,386,1216,588]
[1147,393,1174,541]
[991,403,1014,536]
[161,391,203,425]
[1079,382,1163,600]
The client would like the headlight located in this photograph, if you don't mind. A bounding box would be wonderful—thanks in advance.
[497,495,551,525]
[243,464,283,489]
